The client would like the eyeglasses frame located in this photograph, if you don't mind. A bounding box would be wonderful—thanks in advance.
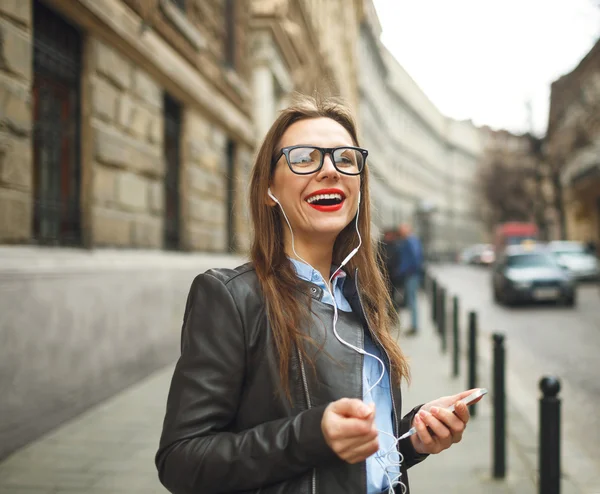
[272,145,368,176]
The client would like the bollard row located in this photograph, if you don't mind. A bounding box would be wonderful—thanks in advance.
[425,275,562,493]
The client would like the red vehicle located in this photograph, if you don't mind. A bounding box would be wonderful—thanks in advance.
[494,222,539,255]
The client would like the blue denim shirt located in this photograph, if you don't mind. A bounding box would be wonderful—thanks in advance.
[290,259,399,493]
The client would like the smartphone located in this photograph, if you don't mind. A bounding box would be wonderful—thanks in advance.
[447,388,488,413]
[398,388,488,441]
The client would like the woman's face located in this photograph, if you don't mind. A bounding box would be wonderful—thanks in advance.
[269,117,362,245]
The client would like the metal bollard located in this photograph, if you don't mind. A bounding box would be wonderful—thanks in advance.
[539,377,561,494]
[452,296,460,377]
[436,286,444,334]
[439,288,447,352]
[468,311,478,417]
[492,333,506,479]
[432,279,438,324]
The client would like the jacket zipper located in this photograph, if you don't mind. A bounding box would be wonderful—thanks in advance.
[355,270,399,437]
[297,348,316,494]
[358,316,367,492]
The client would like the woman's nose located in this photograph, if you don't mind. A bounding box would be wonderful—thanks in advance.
[317,152,339,180]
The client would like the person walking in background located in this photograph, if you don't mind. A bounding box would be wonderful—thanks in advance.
[394,224,423,336]
[378,229,402,308]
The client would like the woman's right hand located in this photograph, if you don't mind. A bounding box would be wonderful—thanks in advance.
[321,398,379,464]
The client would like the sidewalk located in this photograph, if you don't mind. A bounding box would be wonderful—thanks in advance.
[0,294,556,494]
[0,366,172,493]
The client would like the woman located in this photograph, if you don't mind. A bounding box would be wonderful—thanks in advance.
[155,95,476,494]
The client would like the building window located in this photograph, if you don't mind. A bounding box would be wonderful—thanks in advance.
[224,0,236,68]
[163,94,182,250]
[226,140,236,252]
[32,0,82,246]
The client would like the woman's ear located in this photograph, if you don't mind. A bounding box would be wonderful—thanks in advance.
[266,187,278,207]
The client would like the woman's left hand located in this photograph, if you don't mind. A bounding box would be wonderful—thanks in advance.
[409,389,480,455]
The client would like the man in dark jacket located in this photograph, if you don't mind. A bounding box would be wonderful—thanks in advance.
[379,229,403,309]
[393,224,423,335]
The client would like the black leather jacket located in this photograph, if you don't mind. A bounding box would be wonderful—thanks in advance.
[156,263,427,494]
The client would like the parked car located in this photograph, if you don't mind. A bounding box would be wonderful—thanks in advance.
[547,241,600,281]
[458,244,495,266]
[492,245,576,306]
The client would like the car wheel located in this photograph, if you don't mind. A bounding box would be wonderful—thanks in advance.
[503,290,515,306]
[564,294,576,307]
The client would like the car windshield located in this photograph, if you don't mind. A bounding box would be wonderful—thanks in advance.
[552,245,586,256]
[506,253,557,268]
[506,236,536,246]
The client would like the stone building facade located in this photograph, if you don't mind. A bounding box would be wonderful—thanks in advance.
[358,5,485,258]
[547,37,600,249]
[250,0,362,141]
[1,0,256,252]
[0,1,32,243]
[0,0,368,460]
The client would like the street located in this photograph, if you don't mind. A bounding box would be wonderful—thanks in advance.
[428,264,600,472]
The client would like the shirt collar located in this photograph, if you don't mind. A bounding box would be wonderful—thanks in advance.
[289,258,347,289]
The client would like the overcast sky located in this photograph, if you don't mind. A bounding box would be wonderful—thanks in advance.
[372,0,600,135]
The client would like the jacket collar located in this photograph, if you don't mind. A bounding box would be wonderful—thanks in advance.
[299,267,366,318]
[296,267,369,329]
[343,268,367,322]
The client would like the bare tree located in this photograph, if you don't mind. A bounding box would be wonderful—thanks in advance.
[525,133,553,240]
[477,158,536,234]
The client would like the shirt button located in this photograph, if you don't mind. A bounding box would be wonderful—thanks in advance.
[310,287,318,294]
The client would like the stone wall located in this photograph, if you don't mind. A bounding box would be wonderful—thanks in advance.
[235,145,254,252]
[0,1,33,243]
[183,110,228,251]
[89,38,166,248]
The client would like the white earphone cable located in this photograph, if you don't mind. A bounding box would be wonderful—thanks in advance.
[269,188,407,493]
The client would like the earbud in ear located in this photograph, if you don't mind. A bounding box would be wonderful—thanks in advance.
[358,191,361,206]
[267,187,279,204]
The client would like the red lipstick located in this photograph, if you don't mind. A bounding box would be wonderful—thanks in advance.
[305,188,346,212]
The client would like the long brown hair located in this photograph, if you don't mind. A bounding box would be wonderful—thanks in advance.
[249,94,410,399]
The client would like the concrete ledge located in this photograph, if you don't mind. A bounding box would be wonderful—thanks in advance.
[0,248,245,460]
[0,246,246,276]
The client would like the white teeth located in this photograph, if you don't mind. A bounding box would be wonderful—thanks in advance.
[306,193,344,204]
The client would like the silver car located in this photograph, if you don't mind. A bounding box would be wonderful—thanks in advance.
[547,241,600,281]
[492,245,576,306]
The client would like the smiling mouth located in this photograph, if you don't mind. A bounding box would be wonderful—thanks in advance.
[305,192,346,212]
[306,193,344,206]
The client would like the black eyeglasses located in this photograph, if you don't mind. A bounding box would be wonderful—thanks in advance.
[272,145,368,176]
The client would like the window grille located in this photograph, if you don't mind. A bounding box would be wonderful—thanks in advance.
[32,0,83,246]
[163,94,182,250]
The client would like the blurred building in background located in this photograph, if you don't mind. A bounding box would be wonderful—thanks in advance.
[547,37,600,251]
[358,3,485,260]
